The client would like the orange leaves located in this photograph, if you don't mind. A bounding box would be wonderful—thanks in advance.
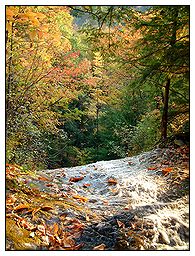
[18,218,36,231]
[6,9,15,20]
[6,7,19,21]
[53,222,59,236]
[162,167,173,176]
[107,178,117,185]
[13,203,53,219]
[38,175,51,181]
[14,204,30,212]
[6,163,23,178]
[69,176,84,182]
[83,183,91,188]
[72,194,88,203]
[45,220,84,250]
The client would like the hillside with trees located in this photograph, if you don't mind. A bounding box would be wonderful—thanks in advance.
[6,6,189,170]
[6,6,189,251]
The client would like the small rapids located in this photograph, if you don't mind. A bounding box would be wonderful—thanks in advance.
[38,149,189,250]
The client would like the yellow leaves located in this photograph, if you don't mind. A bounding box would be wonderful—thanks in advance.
[35,12,46,21]
[61,38,72,53]
[6,22,13,33]
[29,30,37,41]
[18,12,40,27]
[6,7,45,30]
[20,57,29,67]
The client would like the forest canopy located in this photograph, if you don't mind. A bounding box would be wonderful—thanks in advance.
[6,5,189,170]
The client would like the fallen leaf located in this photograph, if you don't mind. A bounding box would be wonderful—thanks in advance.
[109,188,118,193]
[17,218,36,231]
[45,183,54,187]
[70,231,82,239]
[41,206,53,211]
[53,223,59,236]
[124,204,130,210]
[67,222,84,231]
[69,176,84,182]
[116,219,125,228]
[162,167,173,175]
[38,176,50,181]
[103,199,109,205]
[6,195,17,205]
[61,236,74,248]
[107,178,117,185]
[72,194,88,203]
[62,243,84,250]
[14,204,30,212]
[42,235,50,245]
[37,224,46,234]
[85,214,90,221]
[83,183,91,188]
[32,207,41,219]
[131,223,136,229]
[147,167,157,171]
[93,243,106,250]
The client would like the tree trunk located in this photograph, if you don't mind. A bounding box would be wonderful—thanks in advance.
[96,103,100,159]
[161,78,170,141]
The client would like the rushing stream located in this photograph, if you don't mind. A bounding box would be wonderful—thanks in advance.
[37,149,189,250]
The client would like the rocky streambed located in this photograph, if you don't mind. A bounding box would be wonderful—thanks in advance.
[6,146,189,250]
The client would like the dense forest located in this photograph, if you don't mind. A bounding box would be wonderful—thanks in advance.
[6,5,189,170]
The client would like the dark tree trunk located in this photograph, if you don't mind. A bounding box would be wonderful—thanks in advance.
[161,78,170,141]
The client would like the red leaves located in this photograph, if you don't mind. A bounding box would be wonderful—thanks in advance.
[69,176,84,182]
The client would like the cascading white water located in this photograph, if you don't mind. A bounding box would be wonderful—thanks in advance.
[40,149,189,250]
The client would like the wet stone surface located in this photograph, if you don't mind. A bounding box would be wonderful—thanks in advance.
[10,146,189,250]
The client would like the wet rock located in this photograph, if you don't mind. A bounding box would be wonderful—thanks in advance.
[158,229,170,245]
